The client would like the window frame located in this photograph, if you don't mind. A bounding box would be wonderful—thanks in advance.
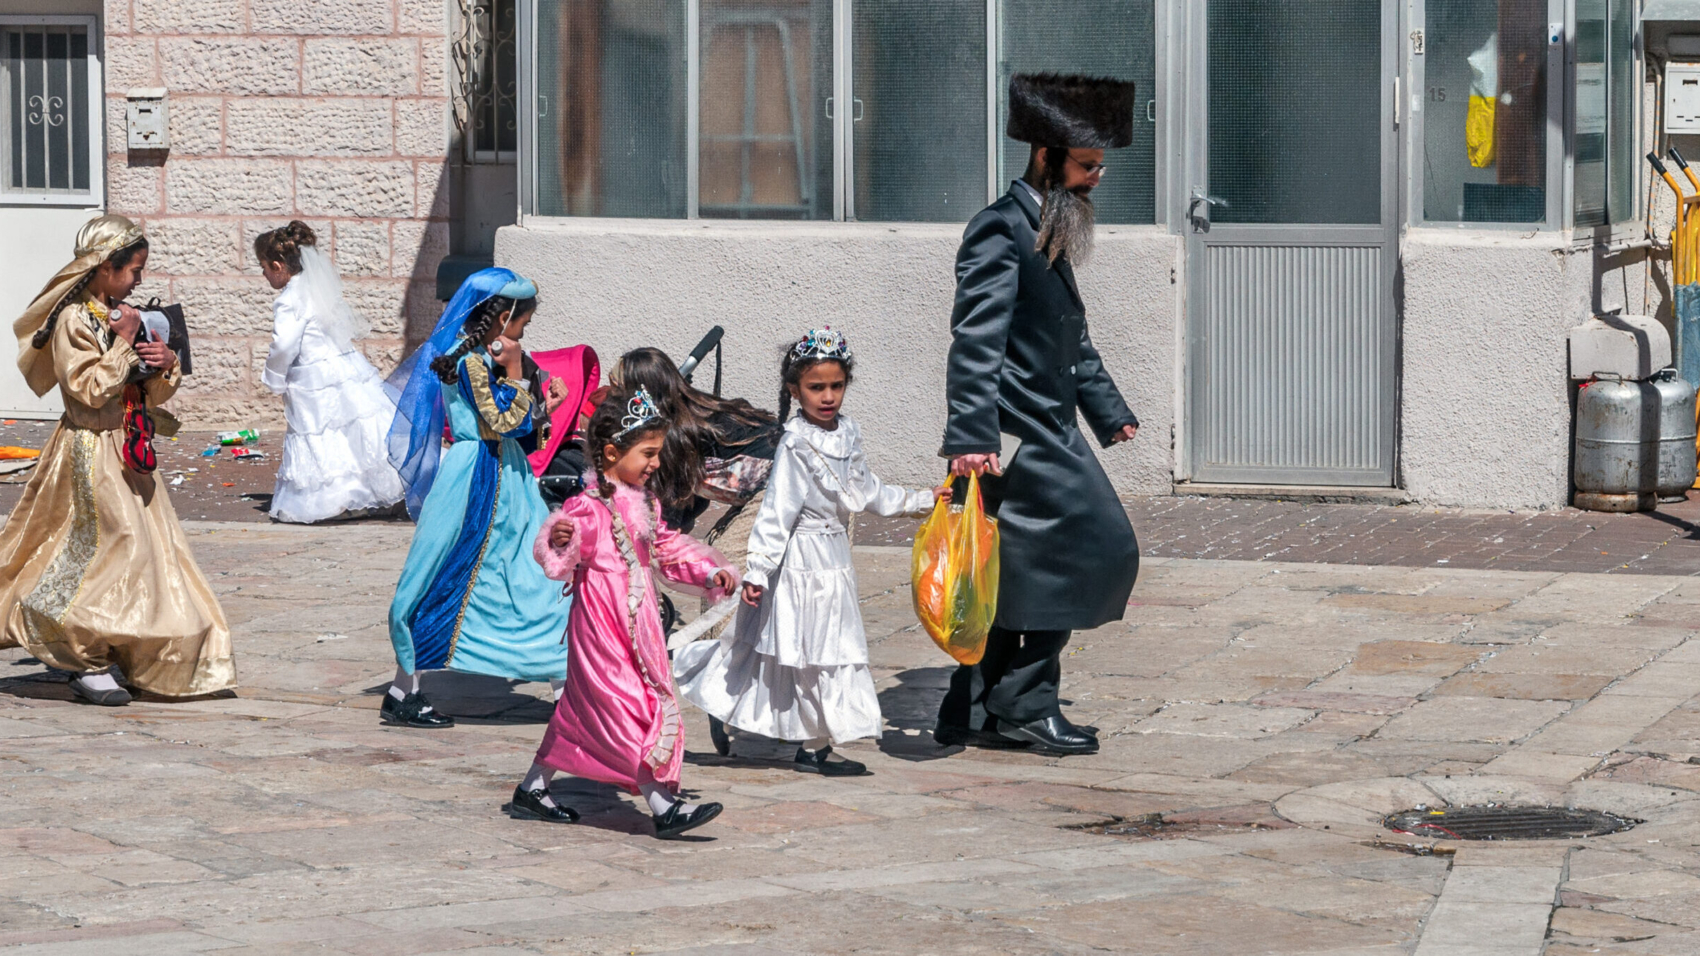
[1406,0,1568,230]
[1564,0,1643,231]
[0,14,103,209]
[517,0,1166,224]
[1406,0,1645,232]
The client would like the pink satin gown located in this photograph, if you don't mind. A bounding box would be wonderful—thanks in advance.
[532,480,733,794]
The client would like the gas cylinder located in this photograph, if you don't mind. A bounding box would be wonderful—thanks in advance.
[1574,375,1658,511]
[1652,368,1699,498]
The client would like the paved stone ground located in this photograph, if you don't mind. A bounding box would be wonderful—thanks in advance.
[8,422,1700,574]
[2,524,1700,953]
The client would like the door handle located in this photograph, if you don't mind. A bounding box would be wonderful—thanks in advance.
[1188,189,1227,231]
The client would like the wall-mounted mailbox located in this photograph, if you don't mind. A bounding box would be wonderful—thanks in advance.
[125,88,168,151]
[1669,63,1700,133]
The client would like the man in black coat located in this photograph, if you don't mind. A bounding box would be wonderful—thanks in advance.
[935,74,1141,756]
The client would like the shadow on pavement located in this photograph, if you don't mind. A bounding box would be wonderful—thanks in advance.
[361,670,555,724]
[876,665,956,762]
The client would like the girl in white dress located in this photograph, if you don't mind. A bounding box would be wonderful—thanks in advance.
[255,222,406,523]
[674,329,947,776]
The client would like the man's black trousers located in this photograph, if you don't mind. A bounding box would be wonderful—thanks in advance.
[936,626,1071,731]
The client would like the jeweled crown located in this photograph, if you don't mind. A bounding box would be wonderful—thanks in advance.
[793,327,851,361]
[615,386,663,439]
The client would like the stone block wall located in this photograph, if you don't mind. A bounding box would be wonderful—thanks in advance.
[105,0,452,427]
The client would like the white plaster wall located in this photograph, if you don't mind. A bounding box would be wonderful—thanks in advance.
[1399,228,1579,509]
[496,218,1179,494]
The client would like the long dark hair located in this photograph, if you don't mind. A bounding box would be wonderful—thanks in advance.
[586,388,670,500]
[427,294,537,383]
[617,347,776,508]
[33,236,150,350]
[776,345,855,424]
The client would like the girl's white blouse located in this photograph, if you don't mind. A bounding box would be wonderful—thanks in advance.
[738,414,932,667]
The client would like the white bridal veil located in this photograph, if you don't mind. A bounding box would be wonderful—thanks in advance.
[298,245,367,352]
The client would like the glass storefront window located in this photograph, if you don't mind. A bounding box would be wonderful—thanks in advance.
[1423,0,1548,224]
[997,0,1156,225]
[699,0,833,219]
[1575,0,1638,227]
[528,0,1155,222]
[852,0,986,222]
[534,0,689,218]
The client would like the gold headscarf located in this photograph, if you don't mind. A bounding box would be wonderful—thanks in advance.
[13,214,147,397]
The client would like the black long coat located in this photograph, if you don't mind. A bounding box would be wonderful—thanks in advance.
[940,183,1140,632]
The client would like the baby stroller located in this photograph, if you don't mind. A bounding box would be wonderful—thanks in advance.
[528,329,724,635]
[525,345,600,510]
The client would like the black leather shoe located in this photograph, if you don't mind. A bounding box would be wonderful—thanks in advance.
[1058,715,1099,739]
[934,723,1030,749]
[654,800,723,839]
[506,785,580,823]
[708,716,731,756]
[69,677,131,707]
[997,716,1099,755]
[794,745,869,776]
[380,691,455,728]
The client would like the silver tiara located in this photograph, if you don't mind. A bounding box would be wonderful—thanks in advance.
[615,386,662,439]
[793,327,851,361]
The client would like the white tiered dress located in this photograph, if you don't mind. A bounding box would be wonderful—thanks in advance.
[674,414,932,745]
[261,275,405,523]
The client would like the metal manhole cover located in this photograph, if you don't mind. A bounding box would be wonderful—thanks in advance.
[1385,805,1638,840]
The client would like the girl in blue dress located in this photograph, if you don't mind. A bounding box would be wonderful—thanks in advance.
[382,268,572,726]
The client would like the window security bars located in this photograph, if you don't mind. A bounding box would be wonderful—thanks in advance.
[455,0,519,163]
[1,23,92,199]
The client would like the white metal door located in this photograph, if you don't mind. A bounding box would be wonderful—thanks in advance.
[0,14,104,419]
[0,208,93,418]
[1184,0,1399,486]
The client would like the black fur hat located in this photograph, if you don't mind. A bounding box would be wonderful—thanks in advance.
[1006,73,1137,149]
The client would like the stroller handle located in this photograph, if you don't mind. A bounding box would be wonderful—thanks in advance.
[678,325,725,379]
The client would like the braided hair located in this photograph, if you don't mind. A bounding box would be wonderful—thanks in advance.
[585,388,670,500]
[253,220,316,275]
[776,342,855,424]
[427,294,537,384]
[32,236,149,350]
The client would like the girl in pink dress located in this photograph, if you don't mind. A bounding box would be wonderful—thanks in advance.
[510,386,738,839]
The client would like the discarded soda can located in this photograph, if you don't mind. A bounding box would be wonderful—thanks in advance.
[217,429,260,446]
[231,448,267,461]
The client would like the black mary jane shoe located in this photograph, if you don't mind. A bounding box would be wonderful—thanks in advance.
[997,716,1100,756]
[933,723,1029,750]
[653,800,724,840]
[794,745,869,777]
[506,785,580,824]
[69,678,132,707]
[379,691,455,728]
[708,716,731,757]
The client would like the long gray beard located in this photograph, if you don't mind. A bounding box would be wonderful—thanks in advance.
[1035,186,1095,267]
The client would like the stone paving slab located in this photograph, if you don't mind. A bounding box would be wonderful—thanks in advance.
[11,422,1700,578]
[1,523,1700,953]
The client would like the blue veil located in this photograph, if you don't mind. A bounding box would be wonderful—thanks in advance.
[385,266,524,519]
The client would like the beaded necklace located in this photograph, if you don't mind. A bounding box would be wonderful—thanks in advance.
[594,482,681,769]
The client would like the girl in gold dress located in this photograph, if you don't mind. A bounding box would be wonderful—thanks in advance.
[0,215,235,705]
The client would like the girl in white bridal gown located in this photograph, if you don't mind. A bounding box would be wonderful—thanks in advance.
[255,221,405,523]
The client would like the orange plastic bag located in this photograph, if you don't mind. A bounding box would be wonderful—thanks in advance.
[912,472,999,665]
